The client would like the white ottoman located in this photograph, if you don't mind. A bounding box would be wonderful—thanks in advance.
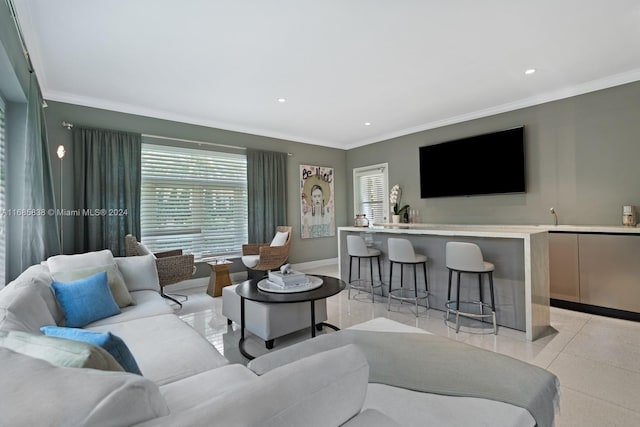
[222,284,328,349]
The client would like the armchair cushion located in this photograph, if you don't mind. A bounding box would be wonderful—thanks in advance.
[241,255,260,269]
[270,231,289,247]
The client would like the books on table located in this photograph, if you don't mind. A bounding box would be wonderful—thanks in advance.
[267,270,309,288]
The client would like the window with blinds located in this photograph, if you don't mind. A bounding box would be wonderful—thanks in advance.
[353,163,389,224]
[140,143,248,260]
[0,97,5,286]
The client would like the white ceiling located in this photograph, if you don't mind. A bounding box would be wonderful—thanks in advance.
[13,0,640,150]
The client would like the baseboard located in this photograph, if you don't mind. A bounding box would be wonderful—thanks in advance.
[290,257,338,271]
[551,299,640,322]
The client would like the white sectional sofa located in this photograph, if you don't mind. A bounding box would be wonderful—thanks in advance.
[0,249,560,426]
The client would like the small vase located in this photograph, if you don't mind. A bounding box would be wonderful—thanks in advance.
[391,215,401,224]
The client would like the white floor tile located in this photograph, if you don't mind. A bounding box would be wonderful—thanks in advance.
[555,387,640,427]
[548,353,640,414]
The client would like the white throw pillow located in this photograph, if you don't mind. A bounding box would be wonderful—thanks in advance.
[47,249,115,274]
[270,231,289,247]
[114,255,161,292]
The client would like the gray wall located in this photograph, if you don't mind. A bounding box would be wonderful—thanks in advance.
[347,81,640,227]
[43,101,348,273]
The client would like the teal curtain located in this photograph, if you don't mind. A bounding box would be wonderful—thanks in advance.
[72,127,141,256]
[20,74,61,269]
[247,149,288,243]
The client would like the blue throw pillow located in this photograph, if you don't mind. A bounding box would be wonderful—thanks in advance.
[40,326,142,375]
[51,271,121,328]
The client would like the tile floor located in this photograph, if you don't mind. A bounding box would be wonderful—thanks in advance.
[176,263,640,427]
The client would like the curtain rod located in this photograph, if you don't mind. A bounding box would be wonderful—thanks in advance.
[142,133,247,152]
[60,122,292,156]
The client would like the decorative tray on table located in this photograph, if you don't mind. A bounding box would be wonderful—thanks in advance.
[257,275,323,293]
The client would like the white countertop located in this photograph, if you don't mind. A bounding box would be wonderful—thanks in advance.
[339,223,640,236]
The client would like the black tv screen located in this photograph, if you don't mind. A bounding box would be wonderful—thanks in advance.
[419,126,526,198]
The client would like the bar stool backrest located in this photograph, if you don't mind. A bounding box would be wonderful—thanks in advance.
[347,235,370,257]
[446,242,485,272]
[388,238,417,262]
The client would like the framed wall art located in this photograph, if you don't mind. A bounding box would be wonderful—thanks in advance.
[300,164,335,239]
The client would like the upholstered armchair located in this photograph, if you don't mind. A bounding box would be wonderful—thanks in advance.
[241,226,292,274]
[125,234,195,307]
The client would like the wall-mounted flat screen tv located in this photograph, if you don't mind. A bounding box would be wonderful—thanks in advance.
[419,126,526,198]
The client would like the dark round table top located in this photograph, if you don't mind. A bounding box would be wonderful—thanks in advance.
[235,274,345,304]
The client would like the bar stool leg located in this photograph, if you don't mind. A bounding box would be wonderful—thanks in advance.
[446,269,453,320]
[388,261,394,311]
[423,261,429,309]
[413,264,418,316]
[489,271,497,335]
[369,257,375,302]
[456,271,461,311]
[348,256,353,300]
[478,273,484,315]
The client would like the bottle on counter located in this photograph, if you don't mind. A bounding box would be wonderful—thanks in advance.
[403,207,410,223]
[623,205,636,226]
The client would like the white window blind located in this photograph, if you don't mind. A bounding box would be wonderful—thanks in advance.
[0,97,6,286]
[353,163,389,224]
[141,143,248,260]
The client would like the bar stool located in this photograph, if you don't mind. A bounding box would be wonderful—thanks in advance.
[387,238,429,316]
[347,235,383,302]
[445,242,497,334]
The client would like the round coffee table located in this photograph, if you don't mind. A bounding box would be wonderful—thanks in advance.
[235,275,346,360]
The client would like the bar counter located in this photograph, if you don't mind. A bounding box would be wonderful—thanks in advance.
[338,224,551,341]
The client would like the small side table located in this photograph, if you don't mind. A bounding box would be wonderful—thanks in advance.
[207,260,233,297]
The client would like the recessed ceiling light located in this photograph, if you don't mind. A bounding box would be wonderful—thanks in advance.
[277,98,286,103]
[524,68,536,75]
[364,122,371,126]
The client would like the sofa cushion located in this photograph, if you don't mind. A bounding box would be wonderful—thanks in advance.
[115,254,161,292]
[0,330,123,372]
[47,249,115,273]
[159,364,258,413]
[88,313,228,385]
[41,326,142,375]
[0,347,169,426]
[0,278,59,333]
[52,263,133,308]
[362,383,536,427]
[86,290,173,327]
[52,271,121,327]
[136,344,368,427]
